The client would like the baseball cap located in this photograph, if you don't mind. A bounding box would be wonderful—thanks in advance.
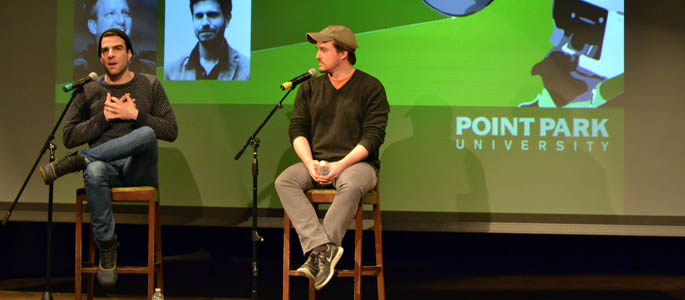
[306,25,358,50]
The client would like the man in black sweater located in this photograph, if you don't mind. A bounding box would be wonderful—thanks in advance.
[39,29,177,288]
[275,25,390,290]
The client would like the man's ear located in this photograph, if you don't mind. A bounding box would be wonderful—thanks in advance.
[340,50,349,61]
[88,19,98,36]
[127,49,133,62]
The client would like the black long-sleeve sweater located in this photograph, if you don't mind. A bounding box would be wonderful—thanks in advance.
[289,69,389,169]
[63,73,178,149]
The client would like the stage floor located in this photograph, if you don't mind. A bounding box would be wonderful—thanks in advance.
[3,273,685,300]
[3,224,685,299]
[0,290,247,300]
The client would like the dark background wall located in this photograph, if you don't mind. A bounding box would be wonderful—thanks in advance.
[0,1,58,209]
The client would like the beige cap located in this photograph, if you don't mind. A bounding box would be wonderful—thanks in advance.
[306,25,358,50]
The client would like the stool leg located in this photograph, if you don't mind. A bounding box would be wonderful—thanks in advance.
[147,197,155,300]
[308,278,316,300]
[155,201,164,291]
[374,202,385,300]
[75,197,82,300]
[283,212,291,300]
[354,204,363,300]
[88,228,95,300]
[309,204,317,300]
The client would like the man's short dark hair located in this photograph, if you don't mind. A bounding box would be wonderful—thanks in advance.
[333,41,357,65]
[190,0,232,16]
[99,28,133,56]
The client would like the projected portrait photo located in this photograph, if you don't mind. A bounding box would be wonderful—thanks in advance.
[73,0,158,80]
[519,0,624,108]
[164,0,251,81]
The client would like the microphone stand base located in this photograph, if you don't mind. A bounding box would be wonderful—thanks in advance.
[41,291,54,300]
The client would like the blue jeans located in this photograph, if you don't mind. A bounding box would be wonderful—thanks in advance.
[80,126,158,247]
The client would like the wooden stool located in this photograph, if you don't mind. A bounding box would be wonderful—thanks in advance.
[283,185,386,300]
[75,187,163,300]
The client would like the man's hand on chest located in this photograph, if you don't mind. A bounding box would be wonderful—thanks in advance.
[104,92,139,122]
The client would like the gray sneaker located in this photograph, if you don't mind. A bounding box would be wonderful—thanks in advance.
[296,252,319,280]
[314,243,343,290]
[38,152,88,185]
[97,239,118,288]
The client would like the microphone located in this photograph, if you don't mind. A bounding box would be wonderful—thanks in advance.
[280,68,317,90]
[63,72,98,92]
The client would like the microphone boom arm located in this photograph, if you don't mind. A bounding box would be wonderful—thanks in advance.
[234,88,294,160]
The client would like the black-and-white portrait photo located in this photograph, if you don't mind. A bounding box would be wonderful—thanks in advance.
[164,0,251,81]
[73,0,157,79]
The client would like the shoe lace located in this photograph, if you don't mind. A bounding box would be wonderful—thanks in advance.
[54,152,83,174]
[304,254,319,274]
[316,248,330,268]
[57,152,77,163]
[100,244,117,268]
[306,253,318,265]
[316,253,326,270]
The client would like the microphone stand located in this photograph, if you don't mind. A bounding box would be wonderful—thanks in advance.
[235,87,295,300]
[3,87,82,300]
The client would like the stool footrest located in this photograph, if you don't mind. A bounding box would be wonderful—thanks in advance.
[80,266,160,274]
[81,260,162,266]
[288,266,382,277]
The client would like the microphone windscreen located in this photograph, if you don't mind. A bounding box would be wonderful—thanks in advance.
[88,72,98,81]
[308,68,317,77]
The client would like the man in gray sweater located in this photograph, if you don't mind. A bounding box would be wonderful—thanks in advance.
[275,25,389,290]
[39,28,177,288]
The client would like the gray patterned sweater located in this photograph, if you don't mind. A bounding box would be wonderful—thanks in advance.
[63,73,178,149]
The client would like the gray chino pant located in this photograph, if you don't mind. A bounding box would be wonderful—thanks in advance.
[275,161,377,255]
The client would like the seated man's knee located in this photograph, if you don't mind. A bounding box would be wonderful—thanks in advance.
[138,126,156,141]
[274,172,291,191]
[336,168,375,196]
[84,161,109,183]
[275,166,306,192]
[335,180,367,198]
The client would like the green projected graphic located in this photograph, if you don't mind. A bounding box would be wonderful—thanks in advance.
[57,1,556,106]
[51,0,625,218]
